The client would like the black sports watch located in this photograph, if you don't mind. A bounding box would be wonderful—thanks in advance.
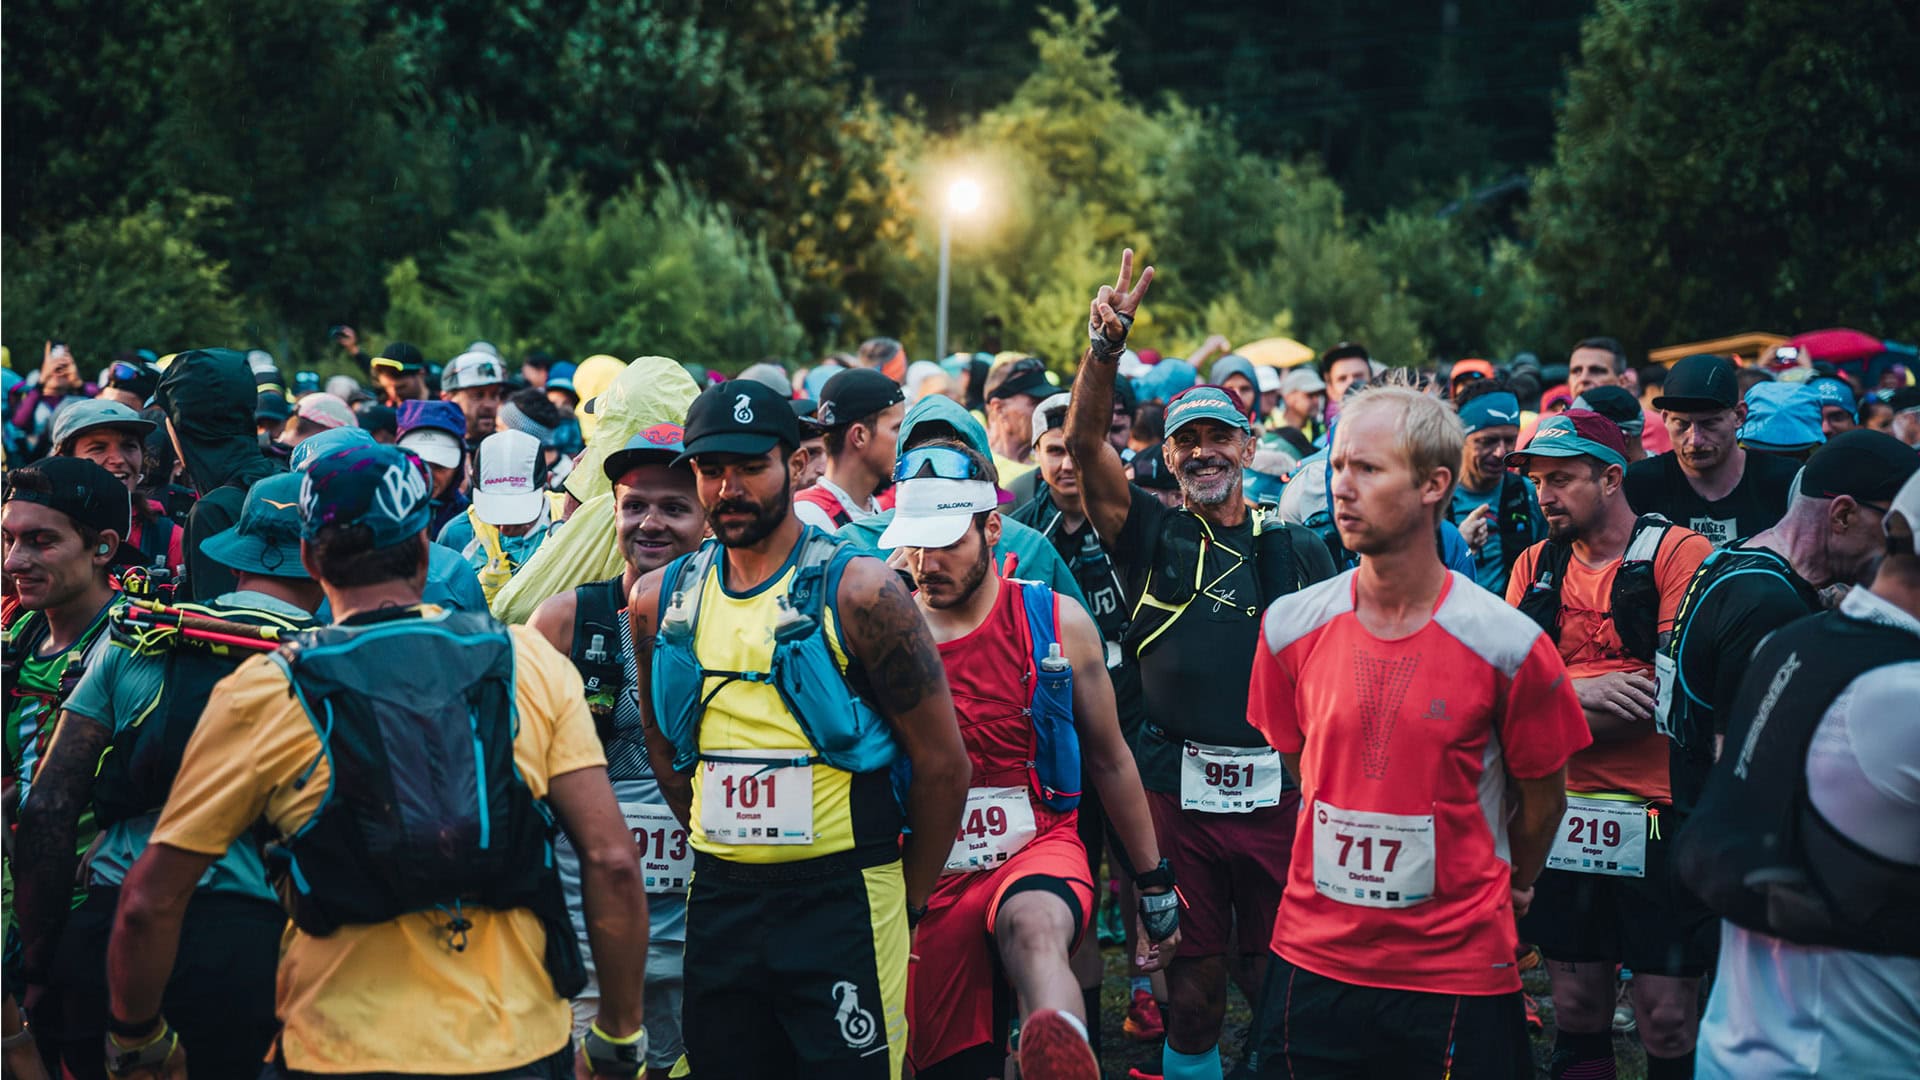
[1133,857,1176,893]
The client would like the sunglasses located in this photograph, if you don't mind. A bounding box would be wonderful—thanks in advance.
[893,446,987,484]
[106,361,148,386]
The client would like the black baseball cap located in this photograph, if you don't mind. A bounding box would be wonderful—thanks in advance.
[1570,385,1644,434]
[675,379,802,465]
[1129,442,1180,491]
[986,356,1054,401]
[1798,429,1920,503]
[370,342,426,375]
[3,457,132,539]
[1653,354,1739,412]
[815,369,905,428]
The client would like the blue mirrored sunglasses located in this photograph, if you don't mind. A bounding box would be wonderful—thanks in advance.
[893,446,984,484]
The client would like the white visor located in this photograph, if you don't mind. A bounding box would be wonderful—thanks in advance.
[877,478,999,550]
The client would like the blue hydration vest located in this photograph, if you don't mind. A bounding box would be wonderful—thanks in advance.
[650,529,900,776]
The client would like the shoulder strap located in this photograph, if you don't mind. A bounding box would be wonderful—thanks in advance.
[1624,515,1672,563]
[1019,579,1058,674]
[1250,507,1299,605]
[571,576,627,659]
[1516,538,1573,641]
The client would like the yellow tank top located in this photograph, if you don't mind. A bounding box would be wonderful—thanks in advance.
[686,552,897,864]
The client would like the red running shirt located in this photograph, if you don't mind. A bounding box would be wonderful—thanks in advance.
[1249,569,1589,995]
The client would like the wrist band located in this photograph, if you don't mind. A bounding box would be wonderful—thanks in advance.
[580,1020,647,1079]
[106,1014,163,1041]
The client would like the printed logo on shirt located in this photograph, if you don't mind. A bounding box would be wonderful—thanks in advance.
[1689,515,1735,546]
[1421,698,1450,721]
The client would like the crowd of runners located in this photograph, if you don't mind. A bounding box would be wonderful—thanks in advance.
[3,249,1917,1080]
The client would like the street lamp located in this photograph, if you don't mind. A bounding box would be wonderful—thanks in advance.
[937,177,983,360]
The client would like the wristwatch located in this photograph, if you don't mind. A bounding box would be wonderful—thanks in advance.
[103,1019,177,1079]
[580,1022,648,1079]
[1133,857,1177,893]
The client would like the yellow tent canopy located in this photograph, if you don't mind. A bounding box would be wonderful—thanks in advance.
[1236,337,1316,369]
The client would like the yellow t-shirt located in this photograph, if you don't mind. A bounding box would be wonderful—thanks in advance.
[687,556,900,864]
[150,613,606,1073]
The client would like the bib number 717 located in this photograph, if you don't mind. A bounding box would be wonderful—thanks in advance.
[1311,800,1436,909]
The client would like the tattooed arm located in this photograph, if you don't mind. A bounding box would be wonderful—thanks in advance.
[15,711,112,985]
[629,568,693,825]
[837,556,970,911]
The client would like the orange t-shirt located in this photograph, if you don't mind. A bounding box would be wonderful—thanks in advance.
[1504,527,1711,801]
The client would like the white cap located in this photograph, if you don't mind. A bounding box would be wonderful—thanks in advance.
[1279,368,1328,395]
[1117,349,1148,379]
[295,392,356,430]
[1889,469,1920,552]
[877,478,999,550]
[443,350,505,391]
[1256,365,1282,394]
[1030,391,1074,447]
[399,428,465,470]
[472,430,547,525]
[466,340,501,358]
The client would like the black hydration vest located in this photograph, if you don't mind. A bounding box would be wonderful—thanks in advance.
[266,611,586,994]
[1446,472,1542,578]
[1657,545,1819,814]
[1676,608,1920,955]
[92,602,317,826]
[1517,515,1672,662]
[571,575,629,739]
[1123,506,1300,659]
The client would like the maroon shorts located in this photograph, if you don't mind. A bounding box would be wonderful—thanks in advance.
[1146,788,1301,959]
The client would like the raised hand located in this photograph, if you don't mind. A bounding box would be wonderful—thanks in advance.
[1087,248,1155,361]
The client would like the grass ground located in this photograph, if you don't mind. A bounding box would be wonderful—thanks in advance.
[1090,942,1650,1079]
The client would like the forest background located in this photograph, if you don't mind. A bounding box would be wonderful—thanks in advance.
[5,0,1916,375]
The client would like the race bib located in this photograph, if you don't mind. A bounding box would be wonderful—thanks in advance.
[1652,651,1678,741]
[1311,800,1436,908]
[700,751,815,845]
[624,802,692,894]
[1546,794,1647,877]
[1180,741,1285,813]
[943,786,1039,875]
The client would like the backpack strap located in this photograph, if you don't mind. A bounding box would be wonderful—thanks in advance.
[1613,515,1674,662]
[1516,538,1575,642]
[1495,474,1537,572]
[1251,507,1299,607]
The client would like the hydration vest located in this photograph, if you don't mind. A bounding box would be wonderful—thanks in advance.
[1517,515,1673,662]
[650,528,899,776]
[794,484,855,528]
[92,601,317,826]
[266,611,585,995]
[1125,505,1299,659]
[1445,472,1542,578]
[571,575,630,738]
[1657,545,1819,813]
[895,579,1081,812]
[1676,608,1920,955]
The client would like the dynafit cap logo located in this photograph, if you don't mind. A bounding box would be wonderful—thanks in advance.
[642,423,684,446]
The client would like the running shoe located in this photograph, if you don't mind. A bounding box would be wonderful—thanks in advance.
[1517,943,1543,972]
[1611,982,1637,1034]
[1018,1009,1100,1080]
[1125,1070,1164,1080]
[1522,990,1544,1033]
[1123,989,1166,1041]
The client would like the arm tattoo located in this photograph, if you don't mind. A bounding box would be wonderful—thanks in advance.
[848,571,945,717]
[15,715,112,974]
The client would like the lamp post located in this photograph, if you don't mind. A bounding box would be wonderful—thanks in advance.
[936,177,982,361]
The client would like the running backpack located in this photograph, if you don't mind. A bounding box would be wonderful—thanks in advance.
[890,579,1081,812]
[92,600,316,826]
[1676,609,1920,955]
[1517,514,1673,662]
[571,575,629,735]
[1125,504,1299,658]
[267,611,585,995]
[650,528,900,776]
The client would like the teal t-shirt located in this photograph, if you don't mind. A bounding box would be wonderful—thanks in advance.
[62,590,309,901]
[1449,475,1543,594]
[837,510,1088,610]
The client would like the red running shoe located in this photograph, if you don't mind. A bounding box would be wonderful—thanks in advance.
[1018,1009,1100,1080]
[1126,1070,1165,1080]
[1123,989,1166,1041]
[1522,990,1545,1033]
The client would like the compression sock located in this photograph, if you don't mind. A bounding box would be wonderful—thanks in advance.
[1549,1029,1616,1080]
[1644,1052,1693,1080]
[1163,1043,1222,1080]
[1131,975,1153,995]
[1082,986,1103,1058]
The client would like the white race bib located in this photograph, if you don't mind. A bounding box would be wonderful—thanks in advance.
[623,802,692,893]
[700,751,815,845]
[1546,795,1647,877]
[1180,741,1285,813]
[943,786,1039,875]
[1311,800,1436,908]
[1652,652,1678,741]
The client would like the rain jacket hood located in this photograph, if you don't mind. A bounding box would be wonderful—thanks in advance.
[156,348,284,495]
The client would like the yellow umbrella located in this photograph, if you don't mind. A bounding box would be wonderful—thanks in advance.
[1237,337,1316,369]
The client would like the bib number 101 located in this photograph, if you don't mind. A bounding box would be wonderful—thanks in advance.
[719,772,779,810]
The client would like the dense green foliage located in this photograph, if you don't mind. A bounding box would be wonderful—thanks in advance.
[4,0,1913,373]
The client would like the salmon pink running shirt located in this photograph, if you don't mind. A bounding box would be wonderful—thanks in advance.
[1249,569,1589,995]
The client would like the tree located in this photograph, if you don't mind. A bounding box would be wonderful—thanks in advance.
[1,199,245,362]
[1527,0,1920,357]
[379,180,803,367]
